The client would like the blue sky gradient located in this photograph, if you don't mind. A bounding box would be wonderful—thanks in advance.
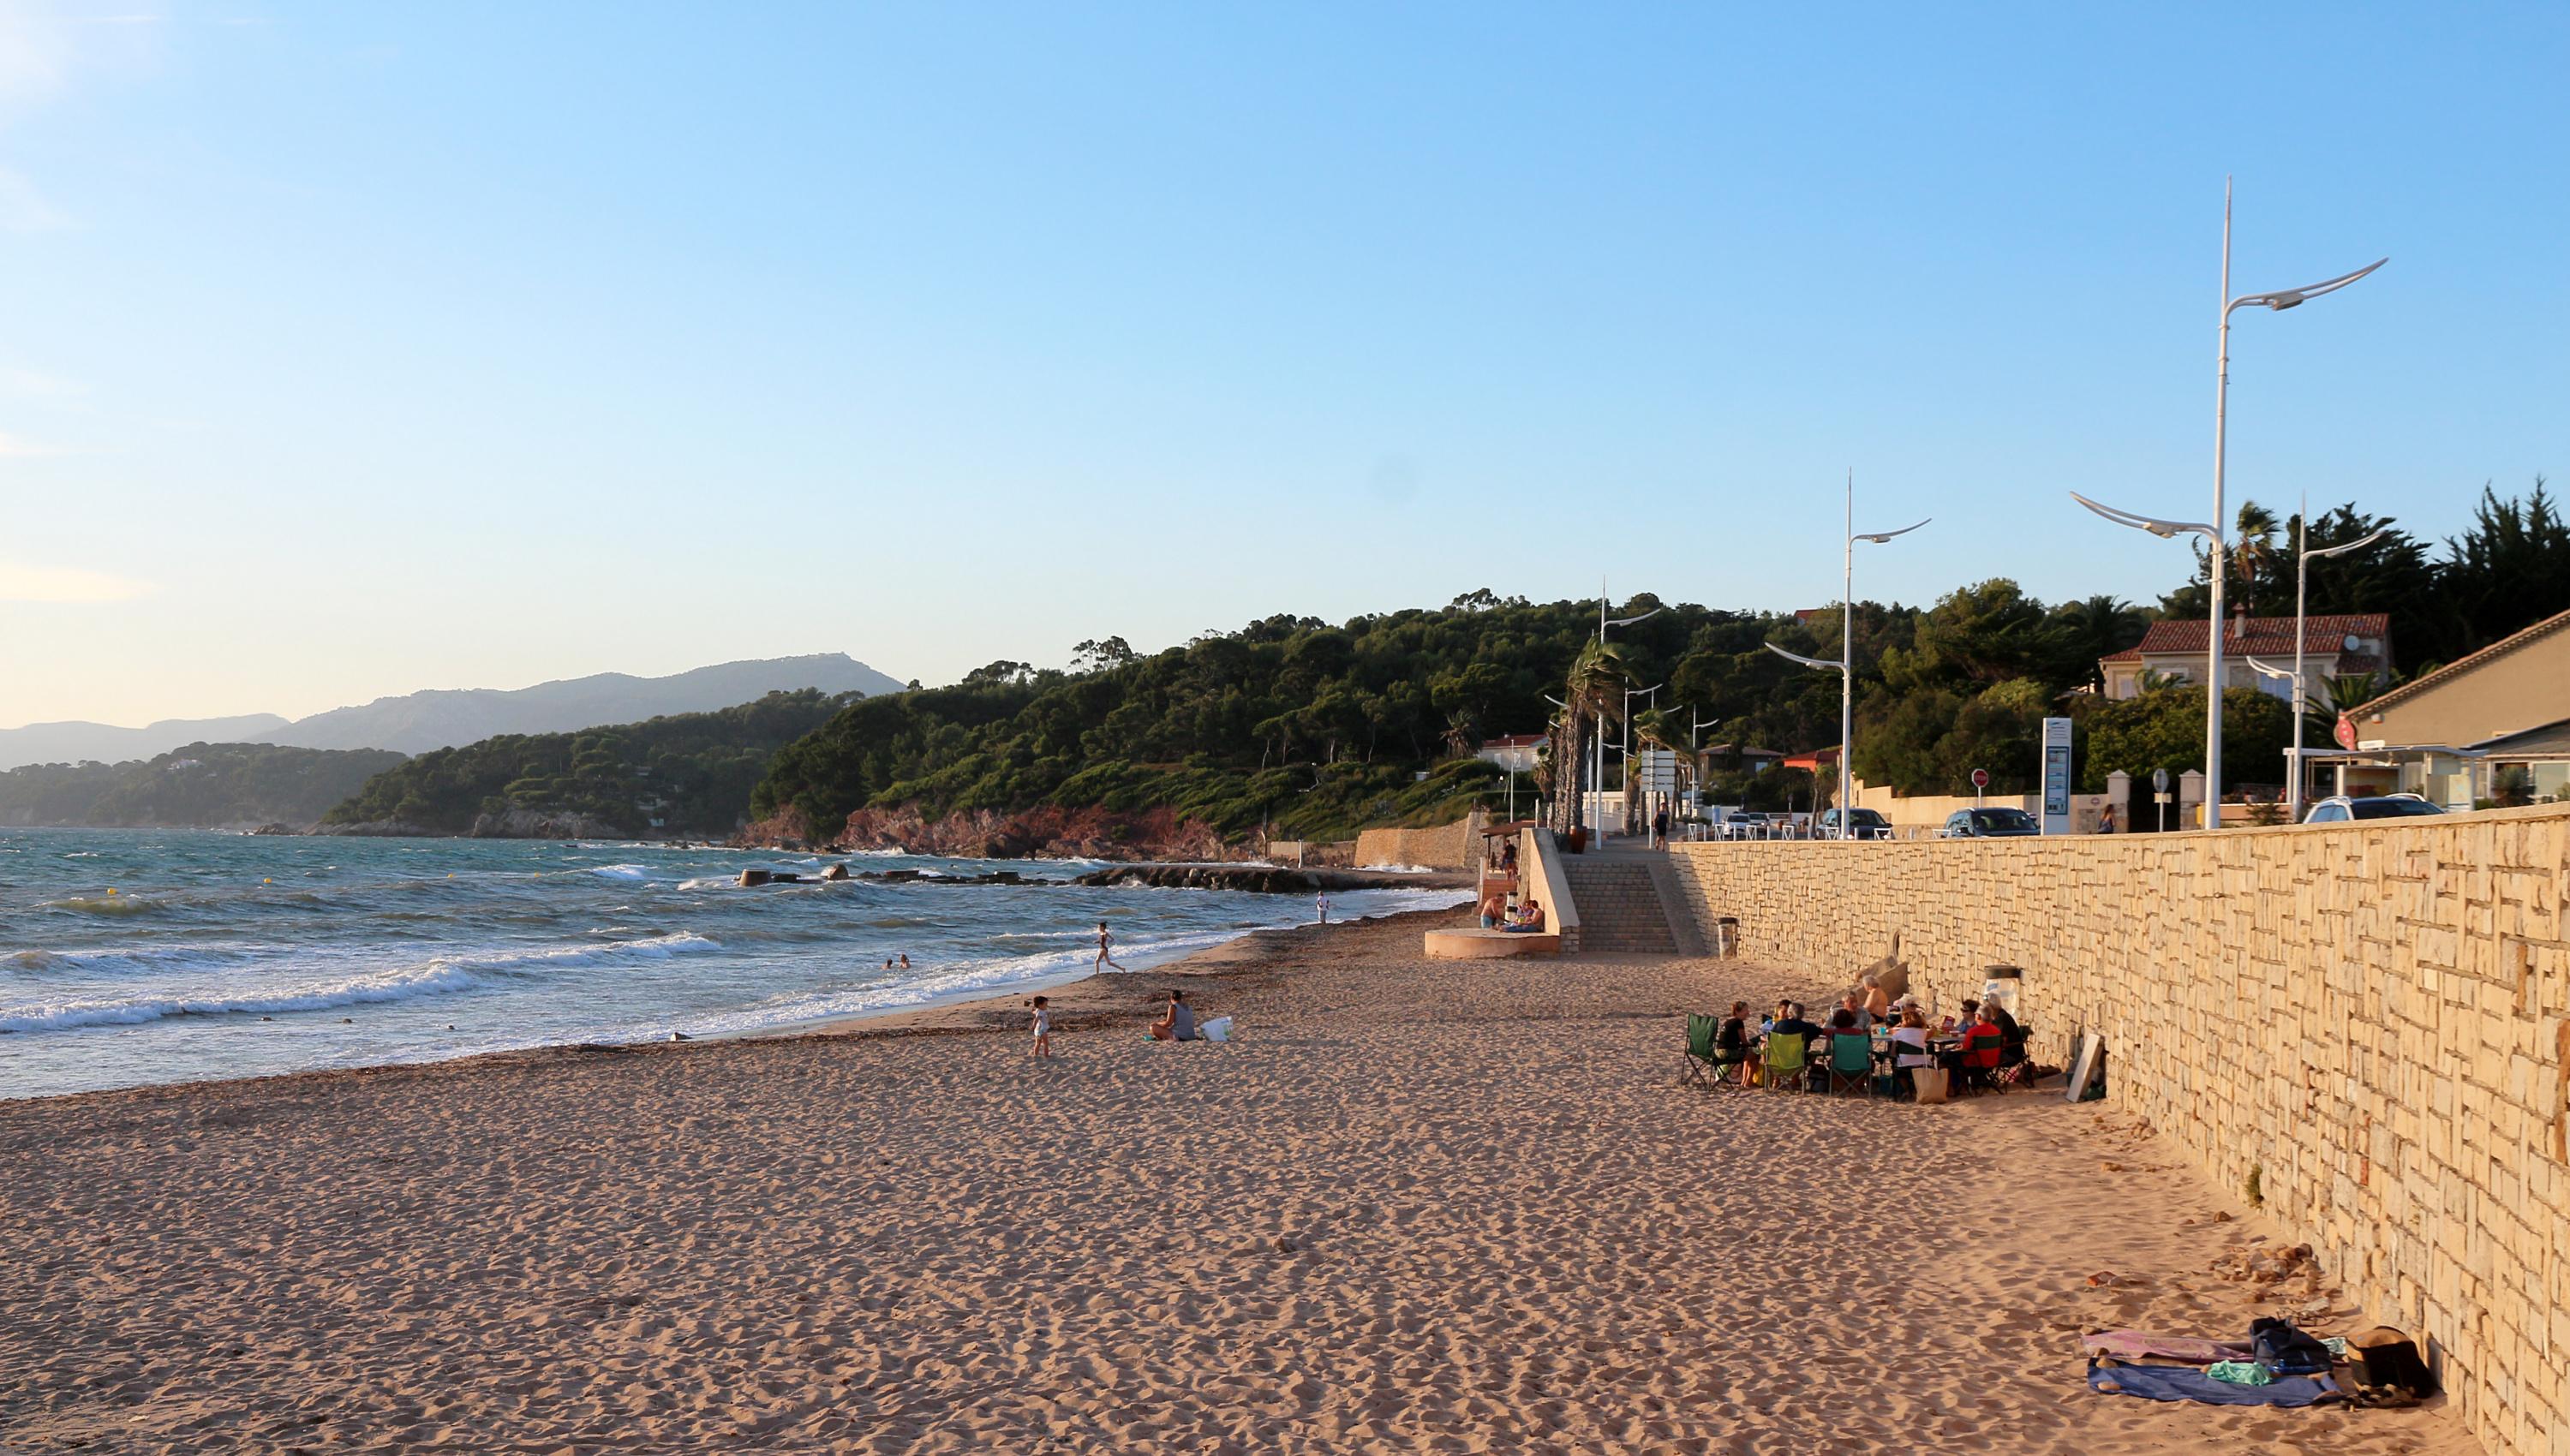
[3,3,2563,725]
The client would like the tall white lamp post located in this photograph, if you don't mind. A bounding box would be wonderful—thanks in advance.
[2198,180,2385,826]
[1591,585,1665,843]
[1765,472,1926,838]
[2280,507,2389,821]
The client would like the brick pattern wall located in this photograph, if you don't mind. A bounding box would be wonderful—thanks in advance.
[1668,806,2570,1456]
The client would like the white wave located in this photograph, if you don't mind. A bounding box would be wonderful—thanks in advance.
[3,944,257,976]
[0,932,721,1035]
[1356,862,1440,874]
[586,864,651,882]
[671,928,1250,1039]
[0,963,487,1033]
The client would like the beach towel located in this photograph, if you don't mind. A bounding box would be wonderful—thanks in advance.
[2081,1331,2256,1364]
[2088,1364,2340,1407]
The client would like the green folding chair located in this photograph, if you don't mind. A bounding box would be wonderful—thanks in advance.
[1680,1013,1722,1088]
[1761,1030,1808,1092]
[1825,1032,1876,1096]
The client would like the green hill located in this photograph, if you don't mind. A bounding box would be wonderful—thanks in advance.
[320,689,855,837]
[0,743,409,828]
[746,593,1933,847]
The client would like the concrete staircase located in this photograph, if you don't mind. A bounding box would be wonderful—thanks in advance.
[1558,856,1687,953]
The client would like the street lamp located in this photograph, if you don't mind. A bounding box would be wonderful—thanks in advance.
[1587,580,1664,841]
[1765,471,1926,838]
[2200,177,2386,826]
[2283,505,2390,822]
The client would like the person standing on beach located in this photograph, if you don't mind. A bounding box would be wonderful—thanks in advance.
[1316,891,1329,925]
[1095,922,1127,972]
[1029,996,1054,1059]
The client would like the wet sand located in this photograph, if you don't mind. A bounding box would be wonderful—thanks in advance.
[0,909,2477,1453]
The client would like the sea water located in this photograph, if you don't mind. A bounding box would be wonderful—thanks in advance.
[0,829,1466,1101]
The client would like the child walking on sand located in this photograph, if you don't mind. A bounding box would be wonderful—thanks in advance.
[1095,922,1127,972]
[1029,995,1054,1059]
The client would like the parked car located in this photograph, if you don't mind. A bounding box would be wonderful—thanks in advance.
[1939,807,2041,838]
[1815,808,1893,840]
[2302,793,2447,824]
[1715,812,1772,840]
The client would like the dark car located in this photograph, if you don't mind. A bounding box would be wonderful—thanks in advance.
[1816,808,1893,840]
[2302,794,2447,824]
[1939,807,2040,838]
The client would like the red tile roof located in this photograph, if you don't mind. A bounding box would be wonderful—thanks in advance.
[2100,613,2389,664]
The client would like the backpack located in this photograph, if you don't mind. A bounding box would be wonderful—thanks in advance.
[2249,1318,2334,1375]
[2346,1327,2436,1398]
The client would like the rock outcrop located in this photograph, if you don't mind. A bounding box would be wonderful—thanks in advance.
[737,804,1240,862]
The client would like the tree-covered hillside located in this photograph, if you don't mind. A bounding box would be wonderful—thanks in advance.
[746,583,2167,846]
[0,743,409,828]
[321,690,854,836]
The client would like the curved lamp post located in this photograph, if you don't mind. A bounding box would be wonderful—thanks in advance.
[2197,178,2385,826]
[1766,473,1926,838]
[2283,511,2391,821]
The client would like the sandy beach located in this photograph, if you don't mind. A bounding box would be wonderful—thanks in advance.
[0,908,2476,1455]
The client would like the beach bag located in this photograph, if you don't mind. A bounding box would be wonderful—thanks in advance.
[2249,1319,2333,1376]
[2347,1327,2436,1397]
[1201,1016,1233,1043]
[1912,1065,1951,1104]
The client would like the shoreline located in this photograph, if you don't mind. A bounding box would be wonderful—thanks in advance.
[0,905,1467,1113]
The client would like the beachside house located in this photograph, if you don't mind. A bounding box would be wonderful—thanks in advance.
[1473,734,1547,773]
[2099,609,2391,701]
[2308,607,2570,805]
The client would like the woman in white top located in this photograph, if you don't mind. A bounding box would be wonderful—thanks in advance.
[1887,1005,1933,1096]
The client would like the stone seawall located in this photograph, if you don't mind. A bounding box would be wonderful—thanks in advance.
[1670,807,2570,1456]
[1352,815,1482,871]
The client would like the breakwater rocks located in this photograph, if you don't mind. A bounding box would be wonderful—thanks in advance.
[737,866,1062,888]
[1070,864,1467,893]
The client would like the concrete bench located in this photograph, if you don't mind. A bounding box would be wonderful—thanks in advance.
[1424,928,1561,959]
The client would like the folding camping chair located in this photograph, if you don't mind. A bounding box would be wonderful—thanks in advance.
[1760,1030,1808,1093]
[1824,1032,1876,1096]
[1681,1013,1721,1089]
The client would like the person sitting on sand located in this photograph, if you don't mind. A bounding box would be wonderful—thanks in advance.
[1887,1005,1933,1095]
[1766,999,1820,1041]
[1029,995,1055,1059]
[1860,973,1891,1022]
[1838,992,1874,1033]
[1149,988,1199,1041]
[1816,1007,1868,1090]
[1503,899,1545,932]
[1096,922,1127,973]
[1983,998,2027,1070]
[1944,997,1979,1035]
[1714,1000,1753,1084]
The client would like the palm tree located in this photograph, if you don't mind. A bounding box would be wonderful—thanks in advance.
[1546,641,1631,838]
[1627,706,1701,832]
[2228,502,2283,611]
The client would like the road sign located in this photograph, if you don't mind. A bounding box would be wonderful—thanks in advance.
[2334,714,2357,750]
[1969,767,1989,789]
[2152,767,2171,793]
[2040,718,2073,835]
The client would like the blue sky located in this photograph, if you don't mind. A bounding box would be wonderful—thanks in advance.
[3,2,2563,727]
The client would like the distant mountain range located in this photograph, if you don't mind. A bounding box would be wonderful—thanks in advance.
[0,654,905,770]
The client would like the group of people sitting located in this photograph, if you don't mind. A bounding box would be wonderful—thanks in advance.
[1476,886,1545,932]
[1702,975,2029,1097]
